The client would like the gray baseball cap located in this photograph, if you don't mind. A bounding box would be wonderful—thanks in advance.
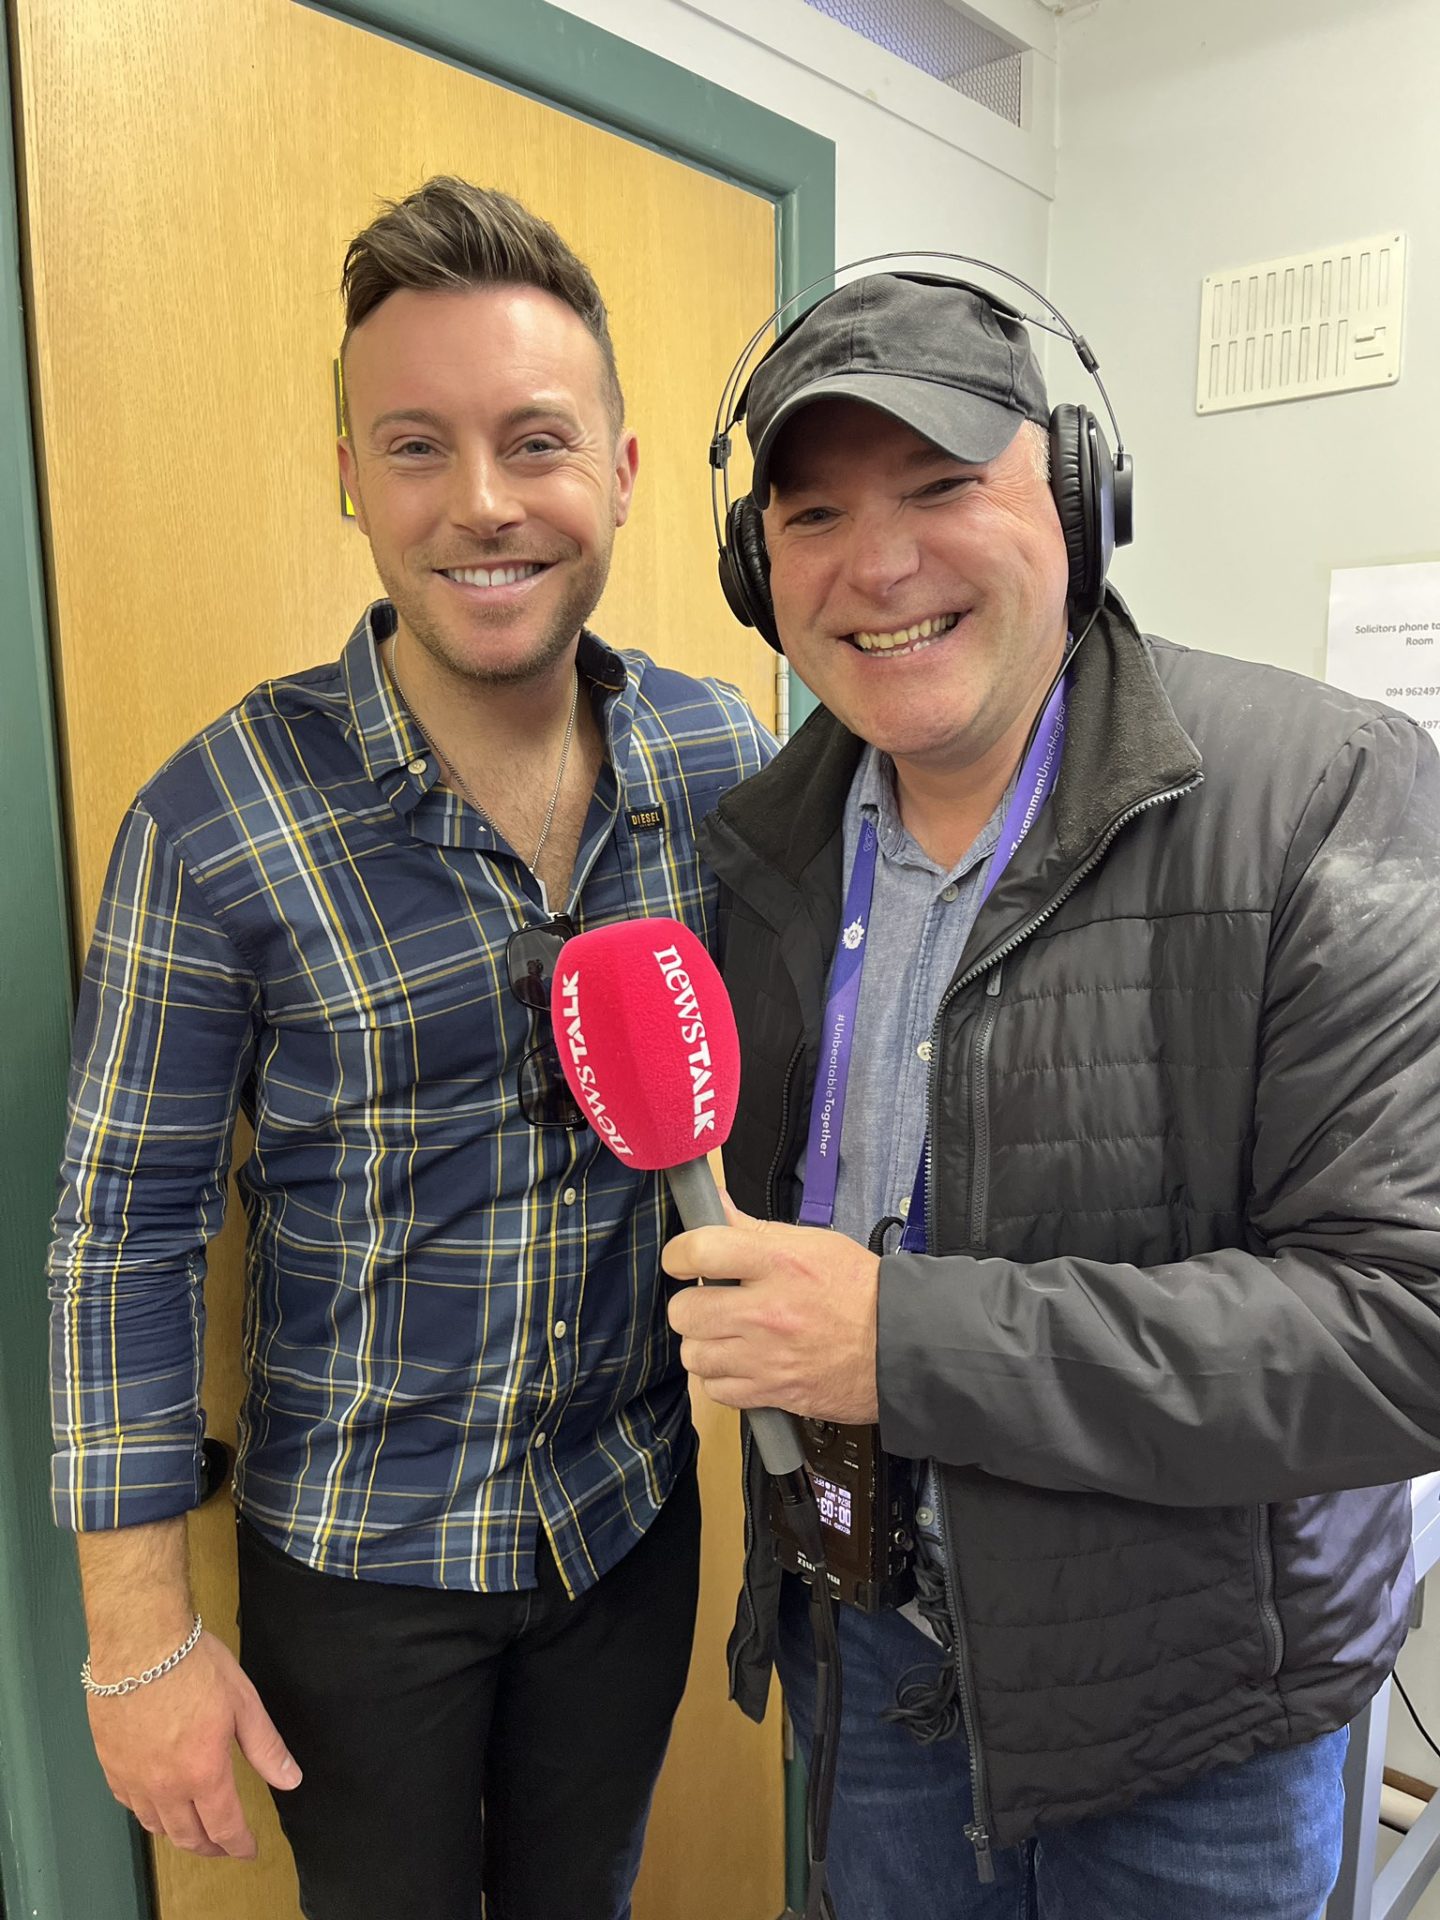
[742,273,1050,506]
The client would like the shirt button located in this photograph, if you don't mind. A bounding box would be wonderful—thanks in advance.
[898,1195,911,1217]
[916,1506,935,1528]
[553,1320,568,1340]
[533,1430,547,1449]
[562,1187,578,1206]
[941,884,959,902]
[406,757,427,777]
[916,1041,934,1063]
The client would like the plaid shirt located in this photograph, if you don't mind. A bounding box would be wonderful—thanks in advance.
[49,603,774,1593]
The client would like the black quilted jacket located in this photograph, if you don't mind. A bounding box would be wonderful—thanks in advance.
[697,594,1440,1852]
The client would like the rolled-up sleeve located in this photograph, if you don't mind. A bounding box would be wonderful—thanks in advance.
[49,801,258,1530]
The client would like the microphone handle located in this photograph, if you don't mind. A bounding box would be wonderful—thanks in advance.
[665,1159,808,1478]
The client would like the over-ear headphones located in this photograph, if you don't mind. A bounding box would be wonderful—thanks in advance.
[711,252,1134,652]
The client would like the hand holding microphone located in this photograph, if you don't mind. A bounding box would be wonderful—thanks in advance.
[547,917,807,1478]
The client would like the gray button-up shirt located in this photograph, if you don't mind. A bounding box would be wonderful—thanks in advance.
[828,746,1003,1255]
[823,746,1005,1632]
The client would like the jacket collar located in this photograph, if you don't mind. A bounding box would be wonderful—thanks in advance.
[700,590,1202,942]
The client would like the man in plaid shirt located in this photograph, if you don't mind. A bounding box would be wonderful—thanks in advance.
[49,177,772,1920]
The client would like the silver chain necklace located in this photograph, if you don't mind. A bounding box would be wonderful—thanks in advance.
[392,647,581,872]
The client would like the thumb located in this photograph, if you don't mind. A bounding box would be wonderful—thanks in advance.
[716,1184,760,1230]
[234,1682,303,1791]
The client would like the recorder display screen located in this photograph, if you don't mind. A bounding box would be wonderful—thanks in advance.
[812,1471,854,1539]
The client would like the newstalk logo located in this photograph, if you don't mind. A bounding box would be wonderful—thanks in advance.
[652,945,718,1141]
[556,971,634,1157]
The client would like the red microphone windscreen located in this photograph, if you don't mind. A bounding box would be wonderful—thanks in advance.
[550,918,741,1170]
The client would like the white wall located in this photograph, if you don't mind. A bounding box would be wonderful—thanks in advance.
[1054,0,1440,1889]
[1050,0,1440,682]
[549,0,1055,287]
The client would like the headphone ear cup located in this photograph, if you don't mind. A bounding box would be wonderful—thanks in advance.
[718,496,780,652]
[1112,449,1135,549]
[1048,404,1114,619]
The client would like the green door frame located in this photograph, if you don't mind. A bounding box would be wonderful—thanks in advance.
[0,4,833,1917]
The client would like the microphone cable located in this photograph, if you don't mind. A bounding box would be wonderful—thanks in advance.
[805,1579,842,1920]
[770,1468,842,1920]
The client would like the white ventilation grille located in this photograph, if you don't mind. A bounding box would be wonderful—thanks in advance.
[801,0,1023,125]
[1196,233,1405,415]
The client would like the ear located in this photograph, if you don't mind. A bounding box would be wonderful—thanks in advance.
[612,430,640,530]
[336,439,369,536]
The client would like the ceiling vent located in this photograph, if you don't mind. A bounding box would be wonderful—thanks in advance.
[800,0,1024,125]
[1196,232,1404,414]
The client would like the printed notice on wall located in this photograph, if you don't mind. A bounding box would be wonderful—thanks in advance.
[1326,562,1440,733]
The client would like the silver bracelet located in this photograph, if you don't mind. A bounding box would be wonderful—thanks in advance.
[80,1614,203,1698]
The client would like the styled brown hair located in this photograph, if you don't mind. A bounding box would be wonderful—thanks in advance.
[340,176,623,426]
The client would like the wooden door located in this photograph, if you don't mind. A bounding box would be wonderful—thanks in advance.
[14,4,779,1916]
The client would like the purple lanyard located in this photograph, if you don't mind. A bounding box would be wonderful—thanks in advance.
[798,676,1069,1246]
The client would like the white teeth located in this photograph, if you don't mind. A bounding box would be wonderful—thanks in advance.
[445,563,545,587]
[852,612,961,652]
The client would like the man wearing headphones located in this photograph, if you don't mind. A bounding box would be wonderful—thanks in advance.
[662,271,1440,1917]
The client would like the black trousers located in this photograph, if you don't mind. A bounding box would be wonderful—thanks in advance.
[236,1453,700,1920]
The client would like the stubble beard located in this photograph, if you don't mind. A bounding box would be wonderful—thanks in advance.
[381,538,616,690]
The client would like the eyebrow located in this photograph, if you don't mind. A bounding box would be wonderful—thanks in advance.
[367,408,449,442]
[365,401,584,445]
[501,401,584,432]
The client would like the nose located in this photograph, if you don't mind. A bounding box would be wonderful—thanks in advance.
[841,506,921,604]
[451,451,525,539]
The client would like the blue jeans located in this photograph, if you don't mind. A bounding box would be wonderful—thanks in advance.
[778,1576,1349,1920]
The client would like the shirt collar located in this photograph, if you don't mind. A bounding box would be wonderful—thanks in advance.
[854,745,902,853]
[854,743,1006,883]
[343,601,417,788]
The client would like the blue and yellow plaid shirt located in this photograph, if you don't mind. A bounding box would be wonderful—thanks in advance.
[49,603,774,1593]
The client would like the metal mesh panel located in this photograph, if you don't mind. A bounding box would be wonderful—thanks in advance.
[803,0,1023,125]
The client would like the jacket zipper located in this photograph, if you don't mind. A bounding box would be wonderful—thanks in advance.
[923,775,1203,1253]
[1251,1505,1284,1678]
[934,1493,998,1880]
[922,773,1201,1876]
[765,1039,806,1222]
[966,964,1006,1251]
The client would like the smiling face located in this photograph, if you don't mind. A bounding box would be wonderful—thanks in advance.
[761,399,1070,775]
[338,285,637,688]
